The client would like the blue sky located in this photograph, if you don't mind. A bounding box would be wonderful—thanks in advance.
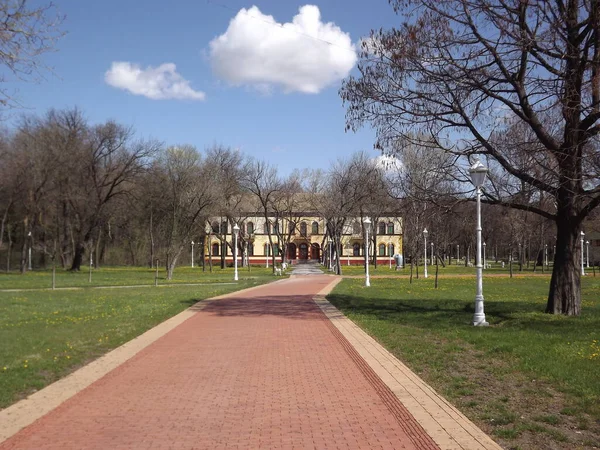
[10,0,400,175]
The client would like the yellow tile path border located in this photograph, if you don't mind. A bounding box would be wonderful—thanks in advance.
[314,278,503,450]
[0,280,281,444]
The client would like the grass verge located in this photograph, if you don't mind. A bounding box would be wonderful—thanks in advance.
[0,274,275,409]
[327,276,600,449]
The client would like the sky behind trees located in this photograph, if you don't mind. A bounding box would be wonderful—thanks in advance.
[5,0,400,174]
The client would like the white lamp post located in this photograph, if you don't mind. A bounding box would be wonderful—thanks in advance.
[389,241,393,269]
[544,243,548,267]
[457,244,460,264]
[364,217,371,287]
[423,228,428,278]
[328,238,333,271]
[191,241,195,268]
[581,231,585,276]
[586,240,590,268]
[469,159,489,326]
[27,231,32,271]
[233,224,239,281]
[483,242,486,269]
[431,241,434,266]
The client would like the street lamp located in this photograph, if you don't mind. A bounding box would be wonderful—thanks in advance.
[544,243,548,267]
[469,159,489,326]
[27,231,32,271]
[431,241,434,266]
[233,224,239,281]
[457,244,460,264]
[191,241,195,268]
[581,231,585,276]
[586,240,590,268]
[364,217,371,287]
[423,228,428,278]
[389,240,393,269]
[328,237,333,271]
[483,242,486,269]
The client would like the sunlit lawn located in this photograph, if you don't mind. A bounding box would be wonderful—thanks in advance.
[336,260,570,276]
[0,265,277,290]
[328,276,600,448]
[0,270,277,408]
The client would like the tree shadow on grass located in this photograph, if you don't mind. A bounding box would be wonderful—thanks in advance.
[327,294,600,335]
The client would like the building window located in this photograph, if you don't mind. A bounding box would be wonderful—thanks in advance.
[220,221,228,234]
[272,244,280,256]
[211,221,219,233]
[248,243,254,256]
[273,222,279,234]
[289,222,295,233]
[312,221,319,234]
[389,243,395,255]
[353,221,361,234]
[353,243,361,256]
[378,222,386,235]
[387,222,394,234]
[264,243,270,255]
[379,243,386,256]
[212,243,220,256]
[300,222,307,236]
[264,222,270,234]
[247,222,254,235]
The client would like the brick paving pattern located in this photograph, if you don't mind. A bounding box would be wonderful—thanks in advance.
[1,275,438,450]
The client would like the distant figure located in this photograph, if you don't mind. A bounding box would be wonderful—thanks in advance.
[502,262,505,268]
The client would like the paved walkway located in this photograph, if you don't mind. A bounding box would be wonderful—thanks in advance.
[0,275,500,450]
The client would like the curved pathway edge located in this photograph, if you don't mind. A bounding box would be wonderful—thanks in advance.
[0,280,283,443]
[313,280,502,450]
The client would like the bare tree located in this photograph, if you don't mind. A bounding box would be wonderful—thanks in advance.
[243,159,281,272]
[0,0,65,109]
[152,145,216,280]
[340,0,600,315]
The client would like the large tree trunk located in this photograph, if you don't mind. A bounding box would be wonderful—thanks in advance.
[70,242,85,271]
[546,216,581,315]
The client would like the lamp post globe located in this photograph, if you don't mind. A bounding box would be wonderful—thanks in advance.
[423,228,428,278]
[364,217,371,287]
[469,159,489,326]
[233,224,240,281]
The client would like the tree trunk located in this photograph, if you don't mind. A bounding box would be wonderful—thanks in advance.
[546,219,581,315]
[70,242,85,271]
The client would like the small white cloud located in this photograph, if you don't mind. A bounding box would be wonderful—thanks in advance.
[209,5,357,94]
[105,62,205,101]
[374,154,403,171]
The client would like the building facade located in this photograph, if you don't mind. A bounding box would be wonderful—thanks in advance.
[205,214,403,266]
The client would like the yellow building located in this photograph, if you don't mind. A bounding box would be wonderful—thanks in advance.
[206,214,403,266]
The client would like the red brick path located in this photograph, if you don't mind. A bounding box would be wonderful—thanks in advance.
[1,276,439,450]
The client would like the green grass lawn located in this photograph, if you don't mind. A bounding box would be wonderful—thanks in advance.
[334,260,582,277]
[328,276,600,449]
[0,265,277,290]
[0,269,277,409]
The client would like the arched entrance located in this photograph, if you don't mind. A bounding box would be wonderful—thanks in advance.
[311,243,320,260]
[299,243,309,260]
[288,243,297,260]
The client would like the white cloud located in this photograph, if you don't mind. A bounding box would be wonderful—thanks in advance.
[105,62,205,101]
[209,5,357,94]
[374,154,403,172]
